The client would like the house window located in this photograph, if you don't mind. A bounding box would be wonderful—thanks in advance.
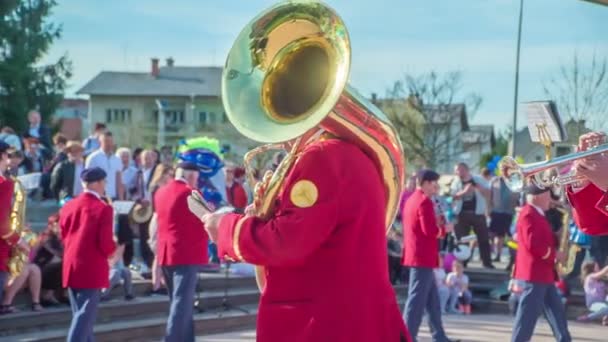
[208,112,217,125]
[199,112,207,125]
[105,109,132,123]
[153,110,185,125]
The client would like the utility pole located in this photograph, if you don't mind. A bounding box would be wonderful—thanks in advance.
[512,0,524,157]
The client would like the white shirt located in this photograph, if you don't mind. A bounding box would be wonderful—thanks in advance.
[121,165,138,200]
[86,149,122,199]
[28,124,40,138]
[529,203,546,217]
[84,189,103,200]
[72,161,84,197]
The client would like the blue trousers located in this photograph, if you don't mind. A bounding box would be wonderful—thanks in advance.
[68,288,101,342]
[0,271,8,303]
[511,282,571,342]
[162,265,200,342]
[404,267,449,342]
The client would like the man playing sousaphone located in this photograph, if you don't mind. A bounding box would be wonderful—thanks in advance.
[191,1,410,341]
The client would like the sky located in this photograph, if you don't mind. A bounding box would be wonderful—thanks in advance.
[41,0,608,133]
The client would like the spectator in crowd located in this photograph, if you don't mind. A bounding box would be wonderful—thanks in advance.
[225,165,248,213]
[115,147,137,267]
[481,167,492,182]
[22,137,45,174]
[133,149,158,269]
[578,261,608,322]
[50,141,85,202]
[451,162,494,269]
[82,123,106,157]
[39,133,69,199]
[133,148,143,169]
[23,110,52,151]
[147,165,175,296]
[446,261,472,314]
[387,227,403,285]
[398,175,417,220]
[85,131,123,200]
[47,133,69,170]
[160,146,173,167]
[116,148,138,199]
[435,254,451,314]
[488,163,520,264]
[101,235,134,301]
[1,262,44,314]
[0,127,22,151]
[33,214,65,306]
[6,149,25,177]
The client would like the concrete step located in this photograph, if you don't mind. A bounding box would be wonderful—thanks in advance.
[0,304,259,342]
[13,272,257,306]
[1,288,259,337]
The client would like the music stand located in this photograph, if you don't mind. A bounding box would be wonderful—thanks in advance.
[523,100,568,159]
[219,261,250,316]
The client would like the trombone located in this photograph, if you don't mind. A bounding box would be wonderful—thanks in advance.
[500,142,608,192]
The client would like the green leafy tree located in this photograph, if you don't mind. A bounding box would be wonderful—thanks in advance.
[0,0,71,132]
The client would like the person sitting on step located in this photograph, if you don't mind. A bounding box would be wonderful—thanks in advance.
[446,261,472,314]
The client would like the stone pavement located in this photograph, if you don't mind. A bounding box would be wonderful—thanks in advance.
[198,314,605,341]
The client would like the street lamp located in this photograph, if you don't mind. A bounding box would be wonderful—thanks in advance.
[511,0,524,157]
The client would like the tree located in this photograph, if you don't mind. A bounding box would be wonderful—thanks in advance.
[0,0,72,132]
[379,71,482,173]
[543,52,608,131]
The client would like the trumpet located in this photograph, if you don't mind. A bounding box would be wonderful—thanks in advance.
[500,142,608,192]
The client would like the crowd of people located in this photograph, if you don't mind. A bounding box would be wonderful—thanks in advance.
[2,109,608,342]
[0,118,252,318]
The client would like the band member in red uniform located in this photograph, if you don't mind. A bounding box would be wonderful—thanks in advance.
[511,183,571,342]
[200,132,409,342]
[567,132,608,235]
[155,161,208,342]
[0,141,20,311]
[225,166,248,213]
[402,169,457,342]
[60,167,116,342]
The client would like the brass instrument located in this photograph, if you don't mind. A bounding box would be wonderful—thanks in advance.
[501,139,608,192]
[222,1,405,291]
[555,207,578,276]
[7,177,38,278]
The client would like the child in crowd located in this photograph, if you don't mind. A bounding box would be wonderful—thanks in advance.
[101,226,134,301]
[434,254,451,314]
[446,261,472,314]
[577,261,608,322]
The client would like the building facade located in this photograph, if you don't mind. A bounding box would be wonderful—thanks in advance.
[77,58,254,156]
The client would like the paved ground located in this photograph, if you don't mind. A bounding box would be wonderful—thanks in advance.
[198,314,605,341]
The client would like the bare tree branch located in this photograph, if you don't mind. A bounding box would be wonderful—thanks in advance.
[379,70,482,172]
[544,52,608,130]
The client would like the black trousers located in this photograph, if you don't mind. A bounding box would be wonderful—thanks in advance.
[590,235,608,267]
[455,211,493,267]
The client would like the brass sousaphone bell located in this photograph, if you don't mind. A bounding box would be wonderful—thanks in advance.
[221,1,406,290]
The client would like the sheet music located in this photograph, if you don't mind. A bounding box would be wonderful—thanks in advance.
[523,101,567,143]
[113,201,136,215]
[17,172,42,190]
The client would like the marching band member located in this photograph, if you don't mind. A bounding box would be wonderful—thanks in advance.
[402,169,457,342]
[511,183,571,342]
[200,129,410,342]
[60,167,116,342]
[567,132,608,236]
[155,161,208,342]
[0,141,18,309]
